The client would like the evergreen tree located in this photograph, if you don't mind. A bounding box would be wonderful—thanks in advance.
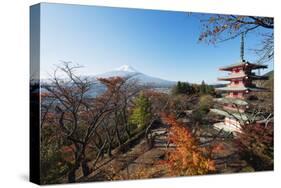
[173,80,215,96]
[130,93,152,129]
[200,80,207,94]
[173,81,192,95]
[177,81,182,94]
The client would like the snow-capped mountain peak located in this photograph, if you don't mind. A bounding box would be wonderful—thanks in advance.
[115,65,138,72]
[93,64,176,89]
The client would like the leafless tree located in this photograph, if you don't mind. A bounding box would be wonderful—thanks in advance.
[43,62,115,182]
[198,15,273,63]
[214,98,273,129]
[98,74,143,145]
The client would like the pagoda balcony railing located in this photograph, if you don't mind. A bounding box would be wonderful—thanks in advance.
[229,82,245,87]
[228,72,256,76]
[225,95,245,99]
[228,72,245,77]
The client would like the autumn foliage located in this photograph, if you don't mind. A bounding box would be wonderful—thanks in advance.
[235,122,273,170]
[161,114,215,176]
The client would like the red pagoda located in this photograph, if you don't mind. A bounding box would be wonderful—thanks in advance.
[211,33,268,132]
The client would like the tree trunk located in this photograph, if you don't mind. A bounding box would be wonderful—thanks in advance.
[114,111,123,146]
[92,141,107,170]
[105,128,113,157]
[68,163,79,183]
[115,124,122,146]
[107,142,112,157]
[68,169,76,183]
[122,107,131,138]
[82,160,90,177]
[125,123,131,139]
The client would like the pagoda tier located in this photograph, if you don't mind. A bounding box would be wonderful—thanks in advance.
[211,107,265,122]
[218,73,268,81]
[216,86,267,92]
[214,99,248,114]
[219,60,268,71]
[212,122,240,132]
[210,109,248,121]
[214,98,248,106]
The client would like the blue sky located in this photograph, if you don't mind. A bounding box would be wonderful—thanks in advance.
[39,3,273,84]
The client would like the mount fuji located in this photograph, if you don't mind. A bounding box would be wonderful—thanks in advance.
[40,65,176,97]
[115,65,138,72]
[94,65,176,87]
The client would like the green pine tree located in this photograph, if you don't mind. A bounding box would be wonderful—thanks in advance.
[130,93,152,129]
[200,80,207,94]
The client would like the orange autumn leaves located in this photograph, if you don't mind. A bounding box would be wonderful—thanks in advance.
[162,114,216,176]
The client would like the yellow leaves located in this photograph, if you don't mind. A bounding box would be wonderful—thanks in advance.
[206,159,216,171]
[161,114,216,176]
[192,152,200,166]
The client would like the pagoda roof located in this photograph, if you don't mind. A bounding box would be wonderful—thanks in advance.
[218,73,268,81]
[214,98,248,105]
[210,109,248,121]
[216,86,267,92]
[210,108,265,122]
[213,122,241,132]
[219,60,268,71]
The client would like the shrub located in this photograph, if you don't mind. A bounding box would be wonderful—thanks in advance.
[236,122,273,171]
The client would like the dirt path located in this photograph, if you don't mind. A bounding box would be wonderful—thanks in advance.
[77,122,249,182]
[116,124,172,179]
[79,122,171,182]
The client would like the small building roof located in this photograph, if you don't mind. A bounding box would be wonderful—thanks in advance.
[219,60,268,71]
